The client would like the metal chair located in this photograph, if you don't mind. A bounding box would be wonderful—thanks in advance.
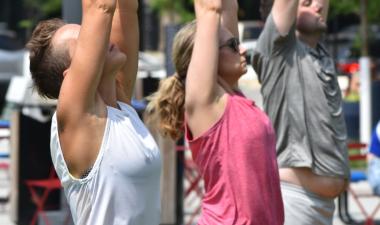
[338,143,380,225]
[176,145,204,225]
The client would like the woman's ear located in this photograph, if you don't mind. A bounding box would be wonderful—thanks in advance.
[63,68,69,78]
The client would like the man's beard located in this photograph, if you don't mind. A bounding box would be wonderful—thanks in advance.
[297,21,327,35]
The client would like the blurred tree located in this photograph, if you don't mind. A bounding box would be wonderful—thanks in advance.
[20,0,62,38]
[330,0,380,23]
[329,0,380,58]
[238,0,260,20]
[149,0,194,23]
[148,0,194,52]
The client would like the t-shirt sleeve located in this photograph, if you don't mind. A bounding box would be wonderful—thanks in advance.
[251,13,297,84]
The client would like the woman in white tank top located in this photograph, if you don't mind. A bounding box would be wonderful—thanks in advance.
[26,0,161,224]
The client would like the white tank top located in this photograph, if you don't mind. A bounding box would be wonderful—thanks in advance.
[50,102,161,225]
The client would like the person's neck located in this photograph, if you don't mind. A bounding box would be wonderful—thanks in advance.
[296,31,321,49]
[217,77,240,94]
[98,78,118,109]
[231,83,240,92]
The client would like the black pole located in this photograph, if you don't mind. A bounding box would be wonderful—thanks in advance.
[0,0,10,23]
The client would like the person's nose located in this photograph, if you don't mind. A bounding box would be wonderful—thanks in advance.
[239,45,247,56]
[313,2,323,14]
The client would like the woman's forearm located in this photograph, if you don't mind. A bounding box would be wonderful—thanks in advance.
[221,0,239,37]
[111,0,139,103]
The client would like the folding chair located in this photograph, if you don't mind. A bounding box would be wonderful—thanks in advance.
[25,167,71,225]
[176,145,204,225]
[338,143,380,225]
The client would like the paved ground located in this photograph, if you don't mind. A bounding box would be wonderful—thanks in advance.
[0,214,12,225]
[333,181,380,225]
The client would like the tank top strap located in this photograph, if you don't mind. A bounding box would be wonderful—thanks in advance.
[117,101,139,118]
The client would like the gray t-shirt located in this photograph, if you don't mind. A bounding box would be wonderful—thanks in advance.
[252,14,350,179]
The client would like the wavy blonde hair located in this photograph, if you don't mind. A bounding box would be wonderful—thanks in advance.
[146,21,196,140]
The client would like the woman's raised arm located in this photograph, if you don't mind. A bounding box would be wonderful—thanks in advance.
[221,0,238,37]
[110,0,139,104]
[58,0,117,121]
[185,0,222,110]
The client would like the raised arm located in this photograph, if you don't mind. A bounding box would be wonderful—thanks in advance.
[186,0,221,109]
[110,0,139,104]
[272,0,299,36]
[184,0,223,137]
[221,0,238,37]
[58,0,116,119]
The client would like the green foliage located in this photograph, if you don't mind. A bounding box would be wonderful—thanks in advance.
[150,0,194,23]
[21,0,61,29]
[24,0,61,17]
[18,20,33,29]
[329,0,380,57]
[330,0,380,23]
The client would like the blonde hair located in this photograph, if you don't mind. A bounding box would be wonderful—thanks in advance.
[146,21,196,140]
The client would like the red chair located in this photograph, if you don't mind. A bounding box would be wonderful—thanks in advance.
[25,167,70,225]
[177,145,204,225]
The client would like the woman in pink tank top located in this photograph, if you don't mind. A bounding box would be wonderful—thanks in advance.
[147,0,284,224]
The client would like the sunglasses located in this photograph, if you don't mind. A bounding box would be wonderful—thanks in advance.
[219,37,240,53]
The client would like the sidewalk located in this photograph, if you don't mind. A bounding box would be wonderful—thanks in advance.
[333,180,380,225]
[0,214,12,225]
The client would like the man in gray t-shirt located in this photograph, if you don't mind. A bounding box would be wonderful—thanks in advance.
[252,0,349,224]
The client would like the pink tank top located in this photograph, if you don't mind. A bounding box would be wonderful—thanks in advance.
[185,93,284,225]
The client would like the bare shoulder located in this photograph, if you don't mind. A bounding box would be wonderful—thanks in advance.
[186,88,228,139]
[56,96,108,178]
